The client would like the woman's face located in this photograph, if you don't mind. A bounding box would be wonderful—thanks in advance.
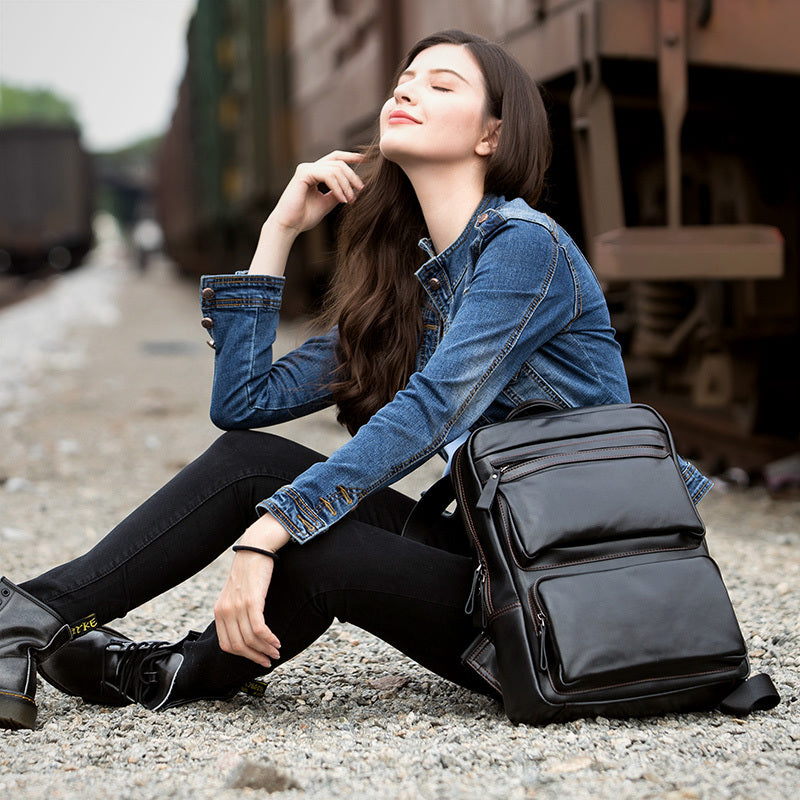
[379,43,498,171]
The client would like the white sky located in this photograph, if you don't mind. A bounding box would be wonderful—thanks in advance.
[0,0,196,151]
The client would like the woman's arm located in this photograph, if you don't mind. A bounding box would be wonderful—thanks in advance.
[249,149,365,277]
[213,513,291,668]
[212,152,364,666]
[202,152,364,430]
[202,286,340,430]
[261,216,579,542]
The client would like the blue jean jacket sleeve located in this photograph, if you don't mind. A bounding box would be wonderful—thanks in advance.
[200,273,337,427]
[259,218,620,542]
[201,208,712,544]
[678,456,713,504]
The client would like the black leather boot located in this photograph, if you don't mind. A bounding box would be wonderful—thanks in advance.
[38,627,138,707]
[0,576,72,730]
[38,626,231,710]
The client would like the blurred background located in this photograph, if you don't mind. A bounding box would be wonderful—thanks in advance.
[1,0,798,480]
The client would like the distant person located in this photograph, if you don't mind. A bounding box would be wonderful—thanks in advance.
[1,30,711,730]
[131,218,163,270]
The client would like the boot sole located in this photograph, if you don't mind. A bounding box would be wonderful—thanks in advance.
[0,689,37,730]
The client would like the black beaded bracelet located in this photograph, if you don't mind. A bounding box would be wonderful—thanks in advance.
[232,545,280,561]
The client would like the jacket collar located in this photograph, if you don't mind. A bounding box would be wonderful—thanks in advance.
[415,194,502,296]
[417,193,501,262]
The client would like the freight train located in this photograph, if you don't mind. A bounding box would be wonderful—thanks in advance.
[0,123,93,273]
[156,0,800,467]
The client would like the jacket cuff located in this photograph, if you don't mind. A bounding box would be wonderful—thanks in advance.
[679,457,714,504]
[256,484,358,543]
[200,273,285,309]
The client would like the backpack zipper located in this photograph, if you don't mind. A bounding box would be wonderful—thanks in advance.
[453,449,491,626]
[529,582,549,671]
[476,442,668,511]
[536,611,548,671]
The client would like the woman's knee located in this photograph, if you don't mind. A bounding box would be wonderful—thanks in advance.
[203,430,324,473]
[209,429,281,461]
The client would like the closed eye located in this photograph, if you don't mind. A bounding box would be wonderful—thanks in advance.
[432,86,452,93]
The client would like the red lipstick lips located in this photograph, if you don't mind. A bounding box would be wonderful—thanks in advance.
[388,110,421,124]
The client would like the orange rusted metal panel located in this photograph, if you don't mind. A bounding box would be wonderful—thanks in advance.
[594,225,784,280]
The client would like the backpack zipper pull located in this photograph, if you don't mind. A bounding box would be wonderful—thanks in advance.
[479,569,488,628]
[475,471,501,511]
[464,562,486,625]
[537,612,548,671]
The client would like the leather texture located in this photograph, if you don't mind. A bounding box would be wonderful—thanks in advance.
[450,403,766,724]
[38,626,136,706]
[38,626,193,710]
[0,576,72,730]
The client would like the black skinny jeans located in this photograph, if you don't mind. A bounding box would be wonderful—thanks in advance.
[22,431,491,700]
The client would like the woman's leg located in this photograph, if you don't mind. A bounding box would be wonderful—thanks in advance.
[21,428,489,706]
[37,511,490,710]
[174,517,491,700]
[10,429,489,725]
[20,430,415,627]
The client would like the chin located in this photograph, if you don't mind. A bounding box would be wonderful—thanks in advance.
[378,139,405,165]
[379,136,422,166]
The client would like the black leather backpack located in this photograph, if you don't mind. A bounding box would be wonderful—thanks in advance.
[408,403,780,724]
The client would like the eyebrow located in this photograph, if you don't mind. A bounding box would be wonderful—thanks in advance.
[398,67,471,85]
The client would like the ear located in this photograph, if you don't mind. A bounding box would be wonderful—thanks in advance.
[475,119,501,157]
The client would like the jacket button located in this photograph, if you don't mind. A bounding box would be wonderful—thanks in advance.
[206,338,216,349]
[428,277,441,291]
[201,287,215,300]
[477,212,489,224]
[201,317,214,329]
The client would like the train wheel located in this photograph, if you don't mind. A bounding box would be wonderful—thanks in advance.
[47,246,72,271]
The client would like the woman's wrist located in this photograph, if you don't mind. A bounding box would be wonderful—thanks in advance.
[247,218,297,276]
[238,513,292,554]
[232,544,280,560]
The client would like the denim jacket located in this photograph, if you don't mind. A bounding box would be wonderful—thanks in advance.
[200,196,712,543]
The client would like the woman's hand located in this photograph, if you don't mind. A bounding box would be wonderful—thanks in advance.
[249,150,364,276]
[214,514,292,668]
[270,150,365,236]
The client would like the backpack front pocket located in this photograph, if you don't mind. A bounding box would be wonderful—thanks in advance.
[532,556,747,696]
[492,439,704,565]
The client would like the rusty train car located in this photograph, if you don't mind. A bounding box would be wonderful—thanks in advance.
[156,0,800,466]
[0,123,93,273]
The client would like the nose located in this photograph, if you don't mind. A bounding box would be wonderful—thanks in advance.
[393,81,416,104]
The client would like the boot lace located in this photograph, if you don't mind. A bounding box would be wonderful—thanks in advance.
[108,640,173,705]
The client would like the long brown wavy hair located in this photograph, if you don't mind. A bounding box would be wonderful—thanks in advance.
[319,30,552,435]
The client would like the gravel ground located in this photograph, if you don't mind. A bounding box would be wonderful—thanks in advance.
[1,227,798,799]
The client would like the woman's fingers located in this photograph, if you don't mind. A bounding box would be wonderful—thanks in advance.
[248,608,280,656]
[214,552,282,667]
[306,152,364,190]
[216,600,280,666]
[298,153,365,204]
[216,617,270,668]
[268,151,365,233]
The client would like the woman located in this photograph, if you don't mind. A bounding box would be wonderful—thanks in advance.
[0,30,711,731]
